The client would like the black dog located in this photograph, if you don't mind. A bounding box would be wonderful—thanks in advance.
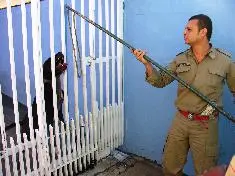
[20,52,67,140]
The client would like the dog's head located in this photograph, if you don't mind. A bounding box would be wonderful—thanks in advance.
[43,52,68,80]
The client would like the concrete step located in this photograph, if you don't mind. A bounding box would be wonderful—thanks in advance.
[1,93,27,129]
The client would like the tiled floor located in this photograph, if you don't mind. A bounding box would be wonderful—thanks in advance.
[80,154,164,176]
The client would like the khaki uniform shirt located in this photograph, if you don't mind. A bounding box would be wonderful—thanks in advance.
[146,47,235,114]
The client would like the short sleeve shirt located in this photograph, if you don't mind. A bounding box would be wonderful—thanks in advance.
[146,47,235,113]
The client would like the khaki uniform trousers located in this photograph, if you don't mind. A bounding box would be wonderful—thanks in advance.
[162,111,218,176]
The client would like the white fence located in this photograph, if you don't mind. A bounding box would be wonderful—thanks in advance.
[0,0,124,175]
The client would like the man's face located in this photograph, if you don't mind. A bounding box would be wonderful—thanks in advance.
[183,19,205,46]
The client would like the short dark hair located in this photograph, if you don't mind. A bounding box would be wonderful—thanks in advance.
[189,14,212,41]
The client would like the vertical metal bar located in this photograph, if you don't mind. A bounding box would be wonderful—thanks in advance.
[89,0,96,123]
[98,0,103,111]
[104,107,108,154]
[115,103,118,147]
[116,0,121,105]
[94,102,98,160]
[105,0,110,107]
[71,119,78,172]
[71,0,79,173]
[66,121,73,175]
[99,108,104,152]
[10,137,18,176]
[111,0,115,106]
[75,114,82,171]
[81,0,89,118]
[6,0,25,175]
[49,0,62,171]
[89,112,94,161]
[105,0,111,156]
[107,106,111,154]
[71,120,78,173]
[60,1,69,173]
[60,122,68,176]
[110,105,113,151]
[89,0,96,161]
[103,107,107,153]
[119,0,124,145]
[119,103,122,146]
[23,134,31,174]
[116,0,122,145]
[31,0,49,173]
[98,0,104,152]
[60,0,69,125]
[0,87,11,175]
[80,115,86,169]
[80,0,89,168]
[49,125,57,175]
[114,108,117,148]
[121,102,124,144]
[35,0,51,171]
[36,0,47,132]
[20,0,38,171]
[85,113,90,165]
[35,130,44,175]
[32,0,44,137]
[111,0,116,151]
[112,105,115,150]
[110,105,113,150]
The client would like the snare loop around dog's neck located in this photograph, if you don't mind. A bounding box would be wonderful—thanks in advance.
[67,10,82,78]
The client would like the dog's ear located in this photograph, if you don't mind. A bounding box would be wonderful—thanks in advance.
[43,52,67,80]
[55,52,64,65]
[55,52,67,76]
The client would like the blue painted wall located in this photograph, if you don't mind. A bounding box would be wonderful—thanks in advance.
[123,0,235,175]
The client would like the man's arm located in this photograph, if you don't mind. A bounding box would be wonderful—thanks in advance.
[131,49,176,88]
[132,49,153,76]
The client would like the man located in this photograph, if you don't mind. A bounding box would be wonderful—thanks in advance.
[132,14,235,175]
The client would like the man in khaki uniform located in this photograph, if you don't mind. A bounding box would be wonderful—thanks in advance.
[132,14,235,175]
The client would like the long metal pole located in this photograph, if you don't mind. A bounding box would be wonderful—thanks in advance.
[65,4,235,123]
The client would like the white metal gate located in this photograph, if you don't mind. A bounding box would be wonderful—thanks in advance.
[0,0,124,175]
